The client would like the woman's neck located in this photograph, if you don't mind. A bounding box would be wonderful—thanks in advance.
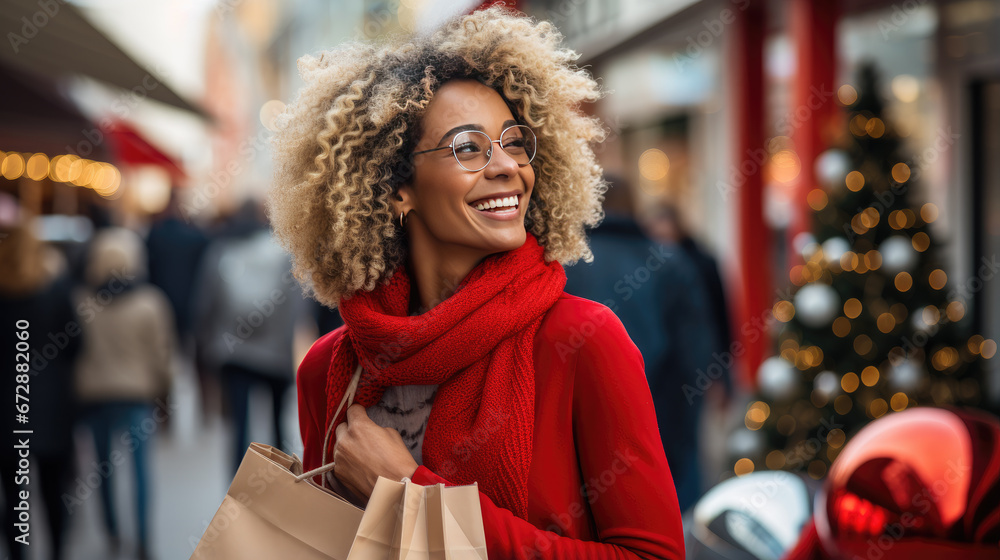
[405,228,488,314]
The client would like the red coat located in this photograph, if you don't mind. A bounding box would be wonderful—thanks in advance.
[297,292,685,559]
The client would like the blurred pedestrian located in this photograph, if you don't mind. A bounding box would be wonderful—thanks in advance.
[74,227,177,560]
[146,190,209,348]
[646,203,735,404]
[193,199,306,474]
[0,223,79,560]
[564,176,716,512]
[146,190,209,429]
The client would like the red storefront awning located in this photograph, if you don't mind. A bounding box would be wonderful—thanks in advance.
[102,121,186,183]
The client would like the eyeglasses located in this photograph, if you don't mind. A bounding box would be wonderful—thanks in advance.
[412,125,537,172]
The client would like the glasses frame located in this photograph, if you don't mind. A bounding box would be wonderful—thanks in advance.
[412,125,537,172]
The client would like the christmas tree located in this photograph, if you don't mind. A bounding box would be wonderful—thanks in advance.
[731,64,996,481]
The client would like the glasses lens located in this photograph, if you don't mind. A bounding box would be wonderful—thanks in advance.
[500,126,536,165]
[453,131,491,171]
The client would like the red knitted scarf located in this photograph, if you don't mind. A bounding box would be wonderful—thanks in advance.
[323,233,566,519]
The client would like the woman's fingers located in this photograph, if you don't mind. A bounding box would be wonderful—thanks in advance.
[332,431,363,495]
[331,402,418,496]
[333,455,363,492]
[346,403,369,424]
[334,404,375,495]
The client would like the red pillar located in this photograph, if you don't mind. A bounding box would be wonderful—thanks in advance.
[788,0,839,264]
[733,0,769,386]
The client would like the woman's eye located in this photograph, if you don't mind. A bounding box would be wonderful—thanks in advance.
[455,142,482,153]
[503,138,526,149]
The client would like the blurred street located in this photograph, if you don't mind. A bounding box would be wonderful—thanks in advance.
[10,366,302,560]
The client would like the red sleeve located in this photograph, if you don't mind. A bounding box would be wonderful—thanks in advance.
[297,328,344,476]
[412,304,685,559]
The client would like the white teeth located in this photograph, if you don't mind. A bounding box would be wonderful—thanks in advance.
[471,196,519,211]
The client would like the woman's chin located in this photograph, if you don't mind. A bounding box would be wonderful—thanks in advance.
[488,228,527,252]
[462,227,526,256]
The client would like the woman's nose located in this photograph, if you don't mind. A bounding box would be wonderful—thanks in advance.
[484,141,521,177]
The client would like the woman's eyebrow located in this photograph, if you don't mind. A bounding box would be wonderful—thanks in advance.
[436,124,482,146]
[435,119,518,146]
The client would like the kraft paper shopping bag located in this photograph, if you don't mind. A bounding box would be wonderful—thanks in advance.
[190,443,363,559]
[347,476,488,559]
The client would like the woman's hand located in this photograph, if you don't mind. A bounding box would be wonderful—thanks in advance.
[333,404,419,499]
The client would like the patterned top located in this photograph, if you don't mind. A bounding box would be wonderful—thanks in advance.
[366,384,438,466]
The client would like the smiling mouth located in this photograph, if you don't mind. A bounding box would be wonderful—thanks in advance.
[468,194,520,213]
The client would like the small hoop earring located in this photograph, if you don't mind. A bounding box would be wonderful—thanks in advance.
[399,210,407,228]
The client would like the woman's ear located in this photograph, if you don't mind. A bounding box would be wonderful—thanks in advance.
[391,184,414,216]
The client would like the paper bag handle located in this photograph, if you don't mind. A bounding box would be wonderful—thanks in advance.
[294,362,362,488]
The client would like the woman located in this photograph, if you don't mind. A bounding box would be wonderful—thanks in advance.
[0,223,78,560]
[269,7,685,558]
[74,227,177,560]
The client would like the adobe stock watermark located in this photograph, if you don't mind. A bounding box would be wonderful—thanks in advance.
[6,0,68,54]
[946,254,999,304]
[436,407,513,480]
[29,268,137,374]
[551,245,676,365]
[840,126,959,243]
[734,469,801,513]
[181,127,273,222]
[364,277,459,370]
[887,253,995,368]
[609,245,675,303]
[717,84,836,202]
[187,452,293,554]
[61,397,181,515]
[222,269,300,352]
[853,456,970,560]
[60,62,175,160]
[215,0,246,15]
[683,286,794,403]
[355,0,400,39]
[877,0,930,40]
[782,415,843,471]
[889,316,943,368]
[843,181,909,244]
[518,445,640,558]
[908,127,961,181]
[673,0,752,70]
[537,0,586,26]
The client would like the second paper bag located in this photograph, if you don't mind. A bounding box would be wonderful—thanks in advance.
[347,476,488,560]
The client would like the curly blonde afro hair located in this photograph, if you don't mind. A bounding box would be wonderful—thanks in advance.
[268,5,607,308]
